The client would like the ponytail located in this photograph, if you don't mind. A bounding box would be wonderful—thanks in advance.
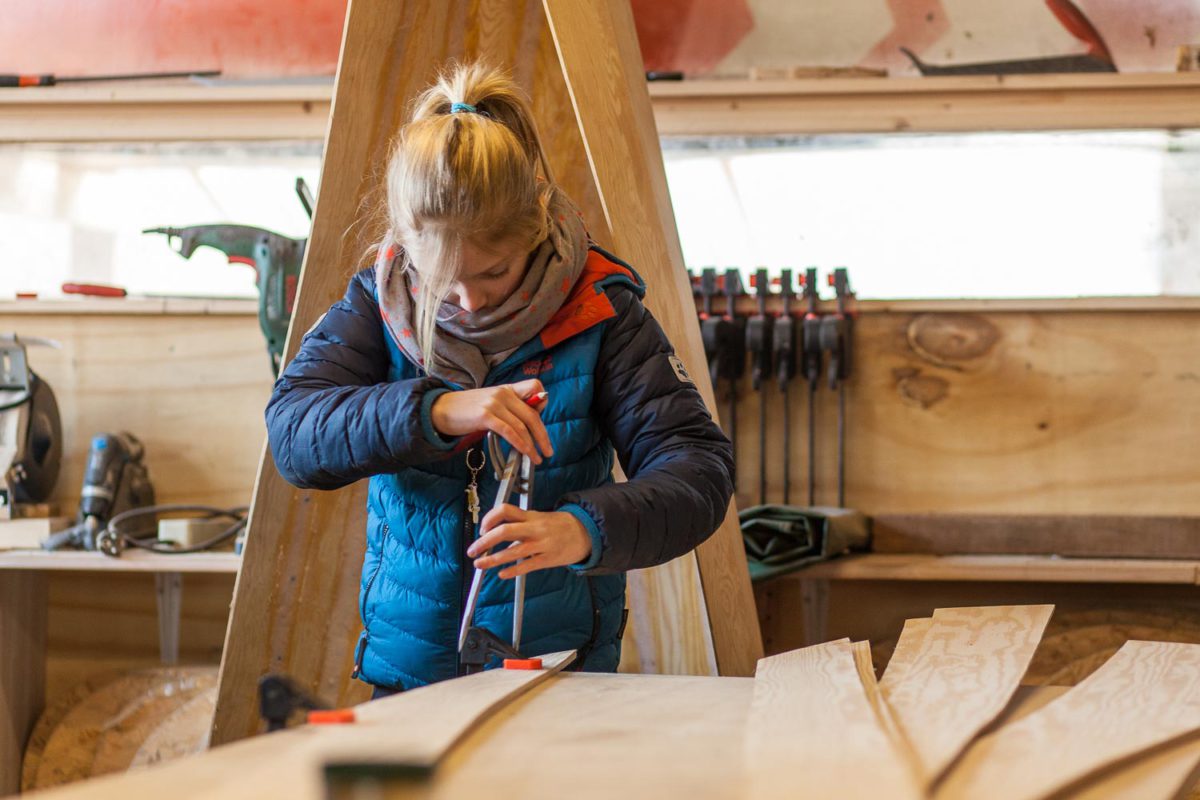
[383,61,557,368]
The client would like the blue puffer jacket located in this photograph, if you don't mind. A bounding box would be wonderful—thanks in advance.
[266,246,734,689]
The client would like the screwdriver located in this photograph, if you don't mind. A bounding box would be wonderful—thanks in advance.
[0,69,220,88]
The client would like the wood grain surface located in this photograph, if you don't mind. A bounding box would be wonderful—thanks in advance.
[1,572,47,795]
[938,640,1200,800]
[879,616,931,697]
[745,640,922,799]
[321,650,575,774]
[871,514,1200,559]
[0,311,269,511]
[882,605,1054,787]
[731,310,1200,518]
[30,672,754,800]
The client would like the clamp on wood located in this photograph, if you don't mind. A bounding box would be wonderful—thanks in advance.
[457,431,535,674]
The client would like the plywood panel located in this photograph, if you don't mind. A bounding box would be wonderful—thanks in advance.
[938,640,1200,800]
[31,673,756,800]
[47,572,232,699]
[322,650,575,774]
[732,310,1200,516]
[1,311,270,510]
[883,604,1053,786]
[0,572,47,796]
[543,0,761,678]
[879,616,930,693]
[745,640,921,800]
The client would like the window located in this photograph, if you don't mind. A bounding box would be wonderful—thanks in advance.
[0,142,321,299]
[662,130,1200,298]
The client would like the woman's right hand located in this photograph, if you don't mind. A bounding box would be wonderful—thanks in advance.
[429,379,553,464]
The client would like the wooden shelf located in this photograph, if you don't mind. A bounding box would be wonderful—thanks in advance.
[0,549,240,573]
[649,72,1200,135]
[0,81,333,142]
[4,73,1200,142]
[721,294,1200,317]
[0,297,258,316]
[784,554,1200,585]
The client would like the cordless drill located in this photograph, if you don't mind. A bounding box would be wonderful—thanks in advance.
[143,224,305,375]
[42,432,156,551]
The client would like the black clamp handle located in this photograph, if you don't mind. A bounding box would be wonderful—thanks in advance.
[746,268,774,391]
[773,269,797,390]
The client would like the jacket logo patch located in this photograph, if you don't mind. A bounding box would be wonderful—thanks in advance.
[523,356,554,376]
[668,355,694,384]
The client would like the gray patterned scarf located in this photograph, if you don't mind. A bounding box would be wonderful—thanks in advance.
[376,189,589,389]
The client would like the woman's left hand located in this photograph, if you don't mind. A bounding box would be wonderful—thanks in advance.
[467,505,591,579]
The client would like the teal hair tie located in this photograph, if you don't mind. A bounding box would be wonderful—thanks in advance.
[450,102,477,114]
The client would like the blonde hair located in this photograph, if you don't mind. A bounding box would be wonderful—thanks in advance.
[385,61,556,370]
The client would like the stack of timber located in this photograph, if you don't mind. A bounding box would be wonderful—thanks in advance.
[747,604,1200,800]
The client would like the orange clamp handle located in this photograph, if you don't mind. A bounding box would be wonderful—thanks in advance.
[503,658,544,670]
[307,708,356,724]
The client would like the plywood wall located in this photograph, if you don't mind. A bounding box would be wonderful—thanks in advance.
[2,305,266,700]
[729,307,1200,515]
[3,305,272,511]
[10,300,1200,704]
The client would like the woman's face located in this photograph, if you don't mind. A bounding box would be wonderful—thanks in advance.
[448,237,530,314]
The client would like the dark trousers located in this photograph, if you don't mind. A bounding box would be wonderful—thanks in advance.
[370,683,403,700]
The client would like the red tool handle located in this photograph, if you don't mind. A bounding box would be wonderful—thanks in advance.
[0,74,55,88]
[62,282,127,298]
[1045,0,1113,63]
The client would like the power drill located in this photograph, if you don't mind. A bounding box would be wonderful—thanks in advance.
[42,432,156,551]
[143,224,305,375]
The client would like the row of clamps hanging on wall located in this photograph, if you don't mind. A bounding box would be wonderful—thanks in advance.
[691,266,855,510]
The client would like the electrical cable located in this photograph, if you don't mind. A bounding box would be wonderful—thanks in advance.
[98,504,248,557]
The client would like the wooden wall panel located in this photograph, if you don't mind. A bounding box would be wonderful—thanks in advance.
[731,309,1200,515]
[0,309,270,511]
[0,573,46,796]
[46,573,234,699]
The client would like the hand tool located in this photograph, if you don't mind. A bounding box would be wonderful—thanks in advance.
[746,268,773,506]
[722,268,747,459]
[819,268,854,508]
[296,177,315,219]
[772,270,797,505]
[0,69,221,88]
[699,267,726,387]
[901,0,1114,75]
[800,268,823,506]
[144,224,305,376]
[258,674,330,732]
[0,334,62,520]
[62,282,127,298]
[458,429,536,674]
[42,432,156,551]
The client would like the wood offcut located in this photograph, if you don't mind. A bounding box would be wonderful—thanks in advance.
[882,604,1054,787]
[745,640,921,800]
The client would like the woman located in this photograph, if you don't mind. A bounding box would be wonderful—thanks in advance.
[266,61,734,695]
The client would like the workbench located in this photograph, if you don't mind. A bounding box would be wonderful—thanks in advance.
[0,551,240,796]
[23,667,1163,800]
[27,672,754,799]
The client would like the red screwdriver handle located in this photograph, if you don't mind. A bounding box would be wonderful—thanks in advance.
[0,74,55,88]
